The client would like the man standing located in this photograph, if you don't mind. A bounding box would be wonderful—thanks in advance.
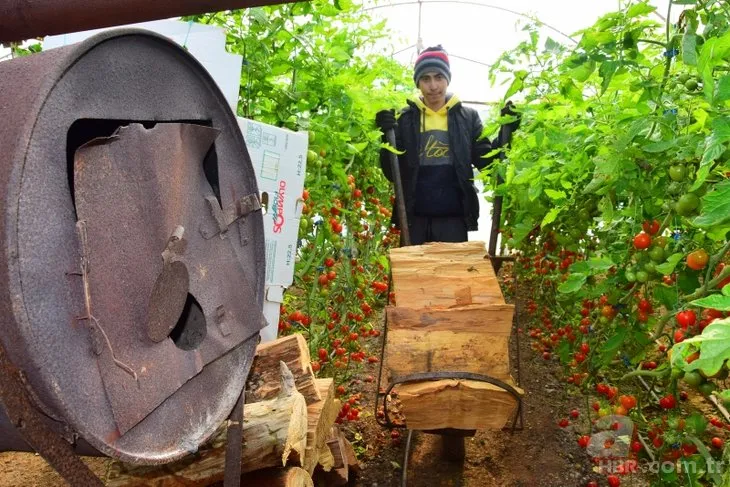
[375,45,518,245]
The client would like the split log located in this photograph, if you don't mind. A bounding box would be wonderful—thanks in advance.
[326,426,346,470]
[317,443,335,472]
[302,379,340,475]
[342,436,361,474]
[385,304,514,381]
[388,241,504,308]
[238,466,313,487]
[397,378,523,430]
[246,333,321,405]
[105,362,307,486]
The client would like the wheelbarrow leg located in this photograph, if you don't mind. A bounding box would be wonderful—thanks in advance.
[402,429,415,487]
[441,434,466,462]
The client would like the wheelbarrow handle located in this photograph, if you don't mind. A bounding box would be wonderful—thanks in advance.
[384,127,411,247]
[487,123,515,259]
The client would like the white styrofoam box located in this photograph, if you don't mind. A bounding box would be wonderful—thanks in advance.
[261,286,285,342]
[43,19,243,112]
[238,117,308,341]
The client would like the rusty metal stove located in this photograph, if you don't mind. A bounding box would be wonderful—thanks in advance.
[0,29,266,470]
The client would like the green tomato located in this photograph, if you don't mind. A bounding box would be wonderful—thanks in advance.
[307,149,318,165]
[685,79,699,91]
[678,73,691,84]
[669,164,687,182]
[676,193,700,216]
[625,271,637,283]
[649,246,665,263]
[698,381,717,396]
[308,131,316,144]
[636,271,649,283]
[667,181,683,195]
[683,370,704,388]
[644,262,656,274]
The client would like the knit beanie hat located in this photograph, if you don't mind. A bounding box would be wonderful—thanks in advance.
[413,45,451,86]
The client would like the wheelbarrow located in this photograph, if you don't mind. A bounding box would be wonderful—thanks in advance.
[374,123,524,486]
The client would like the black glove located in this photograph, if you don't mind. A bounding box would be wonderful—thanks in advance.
[500,100,521,132]
[375,109,397,132]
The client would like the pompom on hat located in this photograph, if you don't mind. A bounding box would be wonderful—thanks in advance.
[413,45,451,86]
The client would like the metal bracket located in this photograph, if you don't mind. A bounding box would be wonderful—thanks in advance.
[201,194,261,239]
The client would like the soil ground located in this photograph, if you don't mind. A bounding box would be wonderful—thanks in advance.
[0,284,649,487]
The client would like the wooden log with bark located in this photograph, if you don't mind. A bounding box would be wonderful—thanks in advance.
[246,333,321,405]
[104,362,308,486]
[388,241,505,308]
[384,304,514,382]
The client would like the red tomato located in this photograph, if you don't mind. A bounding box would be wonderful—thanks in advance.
[638,298,653,313]
[642,219,660,235]
[318,348,328,361]
[659,394,676,409]
[687,249,709,270]
[633,232,652,250]
[619,394,637,410]
[676,310,697,329]
[715,263,730,288]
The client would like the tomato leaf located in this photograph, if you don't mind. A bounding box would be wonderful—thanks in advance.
[556,340,572,363]
[716,75,730,104]
[672,317,730,376]
[544,189,567,201]
[626,2,656,17]
[693,179,730,228]
[655,253,683,275]
[678,271,701,294]
[689,294,730,311]
[380,143,405,155]
[654,285,679,310]
[682,33,698,66]
[642,139,676,153]
[541,207,561,226]
[599,327,628,364]
[558,273,586,293]
[685,414,708,436]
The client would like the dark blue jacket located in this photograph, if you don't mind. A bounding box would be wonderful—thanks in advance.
[379,98,500,231]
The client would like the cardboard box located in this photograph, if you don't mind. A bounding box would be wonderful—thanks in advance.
[239,117,308,341]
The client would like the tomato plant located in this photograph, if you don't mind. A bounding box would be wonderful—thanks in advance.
[486,2,730,485]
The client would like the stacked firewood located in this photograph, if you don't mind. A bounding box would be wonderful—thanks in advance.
[104,334,359,487]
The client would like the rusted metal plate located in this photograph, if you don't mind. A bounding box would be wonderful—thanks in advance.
[0,0,302,43]
[147,261,190,343]
[74,123,265,436]
[0,30,265,464]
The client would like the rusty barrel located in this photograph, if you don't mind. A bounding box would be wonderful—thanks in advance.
[0,30,266,464]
